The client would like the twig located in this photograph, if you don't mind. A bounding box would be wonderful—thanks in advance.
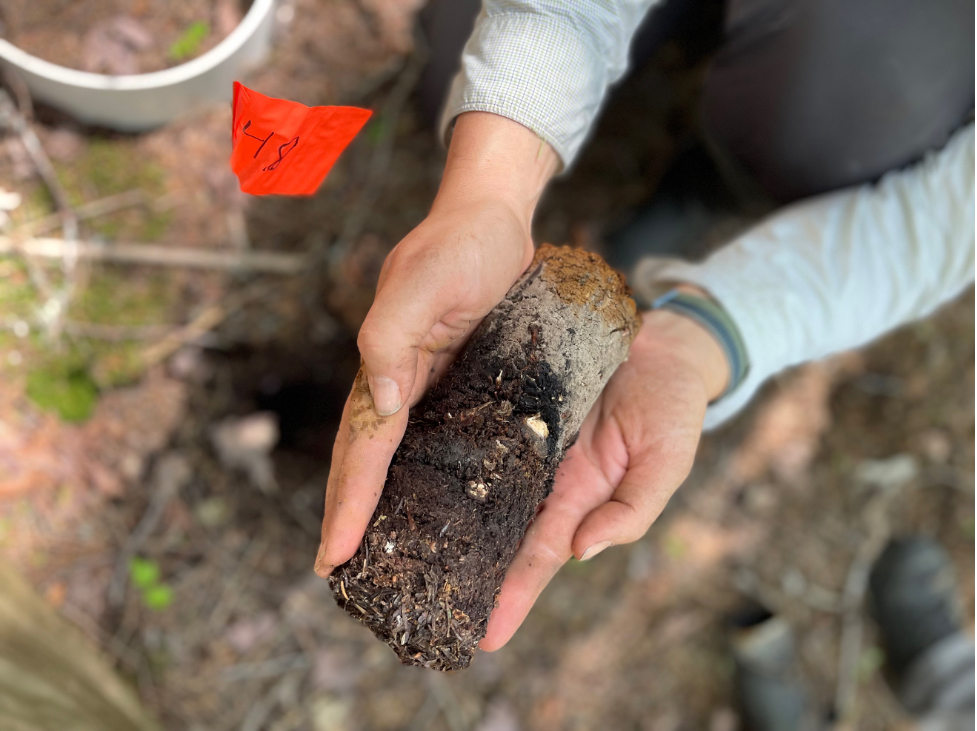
[2,68,34,121]
[16,189,147,237]
[0,89,79,339]
[139,280,270,367]
[64,320,172,342]
[0,236,306,273]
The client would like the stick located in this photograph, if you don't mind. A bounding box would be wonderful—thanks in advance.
[0,236,306,274]
[0,90,79,339]
[16,189,148,237]
[139,280,270,367]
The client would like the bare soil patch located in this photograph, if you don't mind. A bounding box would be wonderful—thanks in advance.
[1,0,248,74]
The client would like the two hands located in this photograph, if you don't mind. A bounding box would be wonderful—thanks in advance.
[314,112,729,651]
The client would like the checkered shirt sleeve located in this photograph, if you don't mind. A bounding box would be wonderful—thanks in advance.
[439,1,661,169]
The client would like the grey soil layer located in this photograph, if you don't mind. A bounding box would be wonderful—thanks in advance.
[330,245,641,670]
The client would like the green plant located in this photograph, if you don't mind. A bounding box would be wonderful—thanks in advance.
[26,364,98,422]
[169,21,210,61]
[129,557,174,611]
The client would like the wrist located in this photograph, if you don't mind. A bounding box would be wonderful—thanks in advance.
[633,305,731,402]
[433,112,559,228]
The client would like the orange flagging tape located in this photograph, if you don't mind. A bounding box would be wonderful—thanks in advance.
[230,82,372,196]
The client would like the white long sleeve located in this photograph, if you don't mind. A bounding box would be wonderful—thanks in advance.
[633,123,976,429]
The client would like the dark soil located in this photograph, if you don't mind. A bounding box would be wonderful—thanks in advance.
[329,359,557,671]
[1,0,247,74]
[329,247,640,671]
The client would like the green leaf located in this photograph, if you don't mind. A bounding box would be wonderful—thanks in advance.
[169,21,210,61]
[129,557,160,589]
[143,584,174,611]
[26,366,97,422]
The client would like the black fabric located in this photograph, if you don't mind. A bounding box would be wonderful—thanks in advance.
[702,0,975,202]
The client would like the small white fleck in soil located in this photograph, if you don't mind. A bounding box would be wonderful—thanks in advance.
[466,481,489,501]
[525,414,549,439]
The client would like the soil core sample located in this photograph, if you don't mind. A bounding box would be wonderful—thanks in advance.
[330,245,641,670]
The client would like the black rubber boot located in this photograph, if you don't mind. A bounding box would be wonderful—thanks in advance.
[729,606,826,731]
[868,537,962,679]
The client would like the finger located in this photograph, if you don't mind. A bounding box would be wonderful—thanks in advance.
[571,424,700,559]
[357,244,473,417]
[315,368,408,577]
[480,443,612,651]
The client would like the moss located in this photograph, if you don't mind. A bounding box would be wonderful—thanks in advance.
[71,268,172,326]
[67,267,178,387]
[53,138,171,241]
[0,258,37,320]
[26,360,98,422]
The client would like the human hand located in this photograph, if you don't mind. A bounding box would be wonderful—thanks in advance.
[479,302,731,650]
[314,112,559,575]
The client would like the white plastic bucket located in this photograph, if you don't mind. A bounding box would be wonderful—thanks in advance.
[0,0,276,131]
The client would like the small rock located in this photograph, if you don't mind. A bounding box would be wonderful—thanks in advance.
[209,412,279,493]
[854,454,919,490]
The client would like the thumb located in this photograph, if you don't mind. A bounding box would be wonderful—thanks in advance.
[356,247,467,417]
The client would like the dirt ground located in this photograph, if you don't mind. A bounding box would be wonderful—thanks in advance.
[2,0,246,74]
[0,1,973,730]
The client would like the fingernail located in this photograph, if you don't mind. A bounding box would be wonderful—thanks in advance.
[580,540,612,561]
[313,546,333,577]
[371,376,402,416]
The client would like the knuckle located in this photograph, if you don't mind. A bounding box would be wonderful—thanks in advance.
[356,320,387,360]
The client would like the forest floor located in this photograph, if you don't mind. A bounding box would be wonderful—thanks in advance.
[0,2,972,730]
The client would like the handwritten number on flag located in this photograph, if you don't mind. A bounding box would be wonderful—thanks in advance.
[231,82,371,196]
